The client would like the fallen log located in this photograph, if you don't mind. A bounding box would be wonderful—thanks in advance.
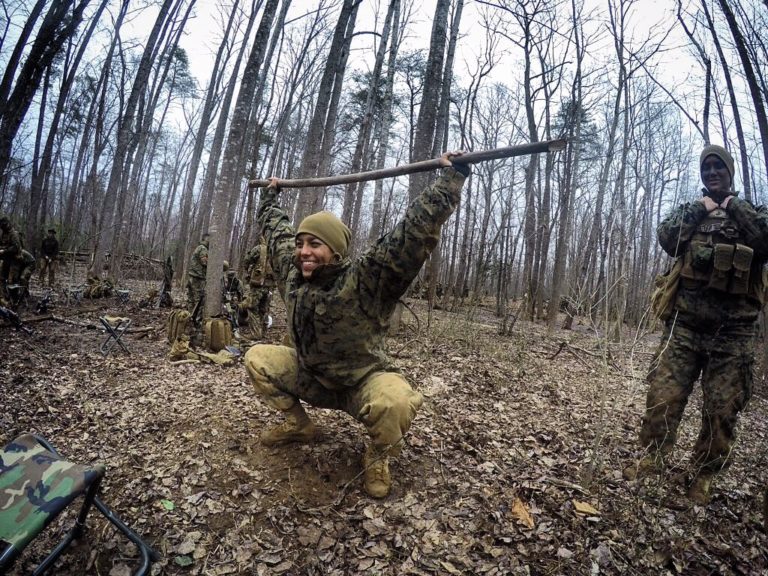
[247,139,566,189]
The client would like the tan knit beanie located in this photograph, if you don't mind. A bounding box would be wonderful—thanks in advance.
[700,144,735,181]
[297,211,351,258]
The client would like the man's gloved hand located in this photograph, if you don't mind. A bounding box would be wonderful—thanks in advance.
[440,150,471,177]
[261,176,281,205]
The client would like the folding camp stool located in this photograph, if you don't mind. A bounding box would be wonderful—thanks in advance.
[99,315,131,356]
[0,433,159,575]
[66,285,84,306]
[116,289,131,305]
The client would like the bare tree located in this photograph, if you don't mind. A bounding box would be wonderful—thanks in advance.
[294,0,360,222]
[0,0,91,183]
[205,0,282,318]
[407,0,450,201]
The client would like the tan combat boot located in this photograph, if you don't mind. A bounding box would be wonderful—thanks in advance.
[363,445,391,499]
[687,474,714,505]
[260,403,317,447]
[623,452,663,481]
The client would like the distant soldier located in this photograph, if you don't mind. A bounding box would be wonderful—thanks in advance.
[17,249,36,299]
[0,215,23,299]
[222,261,244,302]
[186,233,209,318]
[39,228,59,287]
[239,236,274,339]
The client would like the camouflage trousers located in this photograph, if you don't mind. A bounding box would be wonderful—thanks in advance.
[245,344,424,453]
[639,320,754,475]
[239,287,272,338]
[186,276,205,315]
[38,257,57,286]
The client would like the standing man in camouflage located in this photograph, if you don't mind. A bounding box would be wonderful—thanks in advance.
[186,233,209,321]
[239,236,274,339]
[0,215,23,300]
[625,145,768,504]
[38,228,59,287]
[244,151,469,498]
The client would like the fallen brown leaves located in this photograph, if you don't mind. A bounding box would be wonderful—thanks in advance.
[1,288,767,575]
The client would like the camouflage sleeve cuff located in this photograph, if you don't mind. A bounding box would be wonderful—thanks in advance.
[450,162,471,178]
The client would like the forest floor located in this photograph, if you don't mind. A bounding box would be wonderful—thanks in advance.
[2,276,768,576]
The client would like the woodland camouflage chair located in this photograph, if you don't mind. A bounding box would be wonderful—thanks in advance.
[0,433,159,575]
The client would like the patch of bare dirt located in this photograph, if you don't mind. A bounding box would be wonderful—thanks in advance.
[2,281,767,575]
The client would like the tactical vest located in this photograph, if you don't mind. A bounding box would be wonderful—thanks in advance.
[680,208,766,304]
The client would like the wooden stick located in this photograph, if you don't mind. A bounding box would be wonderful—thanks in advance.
[247,139,566,189]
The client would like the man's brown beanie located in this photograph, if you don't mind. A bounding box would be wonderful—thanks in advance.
[297,211,352,258]
[700,144,735,181]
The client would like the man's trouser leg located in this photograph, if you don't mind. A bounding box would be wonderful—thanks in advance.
[639,324,704,458]
[48,259,57,286]
[39,259,49,284]
[187,278,202,313]
[691,330,753,476]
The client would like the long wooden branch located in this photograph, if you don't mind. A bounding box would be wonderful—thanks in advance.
[247,139,566,189]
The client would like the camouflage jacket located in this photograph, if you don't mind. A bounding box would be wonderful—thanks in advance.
[257,167,467,388]
[0,226,22,260]
[222,272,244,301]
[658,194,768,328]
[41,236,59,258]
[188,243,208,279]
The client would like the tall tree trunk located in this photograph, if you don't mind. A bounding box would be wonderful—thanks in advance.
[408,0,450,201]
[367,0,402,244]
[91,0,177,277]
[716,0,768,179]
[294,0,360,222]
[25,0,110,249]
[341,0,397,229]
[174,0,243,279]
[702,0,752,200]
[205,0,281,319]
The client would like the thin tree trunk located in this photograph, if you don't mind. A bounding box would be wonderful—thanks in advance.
[205,0,281,319]
[716,0,768,179]
[702,0,752,200]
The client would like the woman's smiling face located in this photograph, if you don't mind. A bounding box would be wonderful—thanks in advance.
[295,233,334,279]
